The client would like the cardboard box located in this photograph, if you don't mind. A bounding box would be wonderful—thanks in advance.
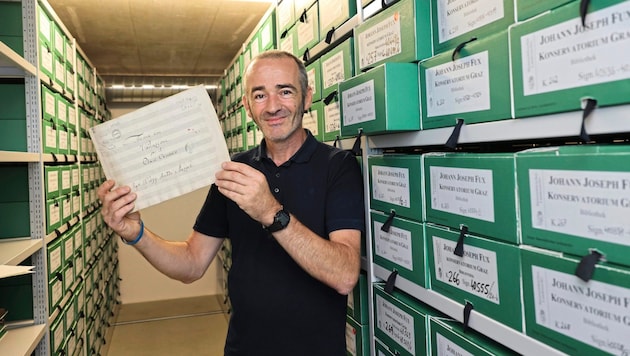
[320,38,355,99]
[0,82,28,151]
[43,119,58,154]
[420,31,512,130]
[424,152,518,243]
[0,2,23,54]
[521,246,630,355]
[354,0,432,72]
[430,317,518,355]
[368,154,423,222]
[431,0,515,54]
[46,197,62,234]
[303,100,323,141]
[372,211,426,288]
[306,58,322,102]
[346,315,370,356]
[515,0,575,21]
[340,62,420,136]
[276,0,294,37]
[295,2,319,56]
[426,223,523,331]
[373,283,439,356]
[347,272,370,325]
[0,165,30,239]
[322,88,342,142]
[0,271,34,322]
[258,10,277,52]
[510,0,630,118]
[374,338,396,356]
[516,145,630,268]
[318,0,357,41]
[278,23,297,56]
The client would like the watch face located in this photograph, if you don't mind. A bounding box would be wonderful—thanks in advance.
[267,209,290,232]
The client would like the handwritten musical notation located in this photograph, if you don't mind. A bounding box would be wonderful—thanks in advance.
[89,85,230,211]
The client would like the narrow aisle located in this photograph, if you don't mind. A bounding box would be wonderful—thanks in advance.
[105,295,229,356]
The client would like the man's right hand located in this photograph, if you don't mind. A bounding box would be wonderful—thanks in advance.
[97,179,142,241]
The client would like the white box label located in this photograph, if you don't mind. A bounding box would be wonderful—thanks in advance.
[374,220,414,270]
[436,332,474,356]
[342,80,376,126]
[376,294,416,354]
[319,0,349,32]
[322,51,347,90]
[520,2,630,96]
[430,165,495,222]
[297,11,316,49]
[437,0,504,43]
[371,165,411,208]
[280,32,294,53]
[529,169,630,246]
[307,67,317,97]
[303,109,319,135]
[432,236,500,304]
[531,266,630,355]
[345,323,358,355]
[425,51,492,117]
[324,101,340,133]
[357,11,402,68]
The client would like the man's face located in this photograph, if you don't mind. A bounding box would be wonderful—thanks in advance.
[242,57,312,143]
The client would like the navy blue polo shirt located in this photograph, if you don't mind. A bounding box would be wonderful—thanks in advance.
[194,130,365,356]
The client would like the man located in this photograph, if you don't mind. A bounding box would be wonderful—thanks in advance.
[97,50,365,355]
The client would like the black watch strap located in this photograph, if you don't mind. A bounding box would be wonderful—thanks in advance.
[264,209,290,233]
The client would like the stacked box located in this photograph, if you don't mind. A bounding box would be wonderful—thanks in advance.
[340,62,420,136]
[424,152,518,243]
[322,87,342,142]
[371,210,426,288]
[510,0,630,118]
[420,31,512,130]
[521,246,630,356]
[303,101,323,141]
[318,0,357,41]
[373,284,440,356]
[354,0,432,72]
[278,24,297,55]
[0,165,30,239]
[0,265,34,322]
[306,58,322,102]
[516,145,630,268]
[368,154,423,221]
[426,224,523,330]
[348,273,370,325]
[346,315,370,356]
[295,2,319,56]
[431,0,515,53]
[0,82,27,151]
[0,2,23,55]
[38,5,54,79]
[320,38,355,99]
[430,317,519,355]
[276,0,295,39]
[258,10,276,52]
[515,0,575,21]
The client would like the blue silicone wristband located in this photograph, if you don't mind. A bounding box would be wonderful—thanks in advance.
[121,220,144,245]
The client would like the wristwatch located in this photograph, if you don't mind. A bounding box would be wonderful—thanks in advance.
[264,208,290,233]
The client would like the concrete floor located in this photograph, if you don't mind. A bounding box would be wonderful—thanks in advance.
[106,295,229,356]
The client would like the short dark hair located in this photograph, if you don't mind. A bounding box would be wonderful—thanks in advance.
[243,50,309,103]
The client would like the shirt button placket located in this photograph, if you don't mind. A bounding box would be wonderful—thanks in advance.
[273,171,280,195]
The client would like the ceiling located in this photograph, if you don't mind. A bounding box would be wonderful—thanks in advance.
[47,0,274,103]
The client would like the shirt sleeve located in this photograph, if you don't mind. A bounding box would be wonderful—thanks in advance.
[193,184,229,238]
[325,150,366,234]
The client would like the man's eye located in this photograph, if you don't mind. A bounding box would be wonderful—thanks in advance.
[280,89,295,98]
[253,93,267,102]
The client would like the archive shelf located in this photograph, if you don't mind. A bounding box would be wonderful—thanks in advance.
[0,41,37,77]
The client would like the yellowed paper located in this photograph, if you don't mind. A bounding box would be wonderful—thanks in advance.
[89,85,230,211]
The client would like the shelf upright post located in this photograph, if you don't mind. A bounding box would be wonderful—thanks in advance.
[22,0,51,354]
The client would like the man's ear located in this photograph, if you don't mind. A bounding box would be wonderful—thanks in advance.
[303,86,313,111]
[242,95,252,117]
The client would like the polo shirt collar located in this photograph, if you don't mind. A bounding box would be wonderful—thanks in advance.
[252,129,317,165]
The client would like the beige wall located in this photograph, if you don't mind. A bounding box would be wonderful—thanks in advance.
[110,103,223,304]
